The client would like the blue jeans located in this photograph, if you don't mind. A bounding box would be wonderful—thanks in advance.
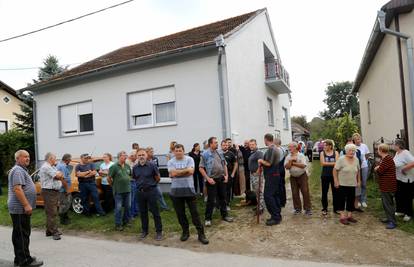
[114,192,131,226]
[79,182,105,215]
[130,180,139,218]
[157,185,169,210]
[360,167,369,203]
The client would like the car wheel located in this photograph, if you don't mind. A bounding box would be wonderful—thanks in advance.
[71,193,83,214]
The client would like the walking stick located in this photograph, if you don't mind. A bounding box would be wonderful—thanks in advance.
[256,171,262,224]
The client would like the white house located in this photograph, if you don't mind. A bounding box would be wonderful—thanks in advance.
[24,8,292,163]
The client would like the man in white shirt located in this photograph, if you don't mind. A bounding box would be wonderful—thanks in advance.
[353,133,370,208]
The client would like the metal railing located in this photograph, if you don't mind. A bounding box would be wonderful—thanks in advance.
[265,61,290,87]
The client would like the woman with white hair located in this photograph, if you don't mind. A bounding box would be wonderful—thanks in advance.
[333,144,361,225]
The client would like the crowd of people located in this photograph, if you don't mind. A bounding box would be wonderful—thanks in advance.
[6,132,414,267]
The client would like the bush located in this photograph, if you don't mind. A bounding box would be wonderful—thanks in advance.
[0,130,35,185]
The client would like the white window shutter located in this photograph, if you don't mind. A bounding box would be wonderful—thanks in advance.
[60,105,77,134]
[129,91,152,116]
[77,101,92,115]
[152,87,175,104]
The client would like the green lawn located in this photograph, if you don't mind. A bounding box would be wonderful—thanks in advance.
[0,188,227,236]
[308,160,414,234]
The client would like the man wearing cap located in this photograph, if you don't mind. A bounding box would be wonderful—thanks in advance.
[75,153,105,217]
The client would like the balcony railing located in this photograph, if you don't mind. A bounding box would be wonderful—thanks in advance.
[265,61,290,87]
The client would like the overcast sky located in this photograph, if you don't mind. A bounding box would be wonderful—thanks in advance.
[0,0,386,119]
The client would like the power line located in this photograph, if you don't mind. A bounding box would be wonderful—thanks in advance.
[0,63,82,71]
[0,0,135,43]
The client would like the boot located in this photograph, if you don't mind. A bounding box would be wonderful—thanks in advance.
[180,229,190,242]
[197,228,209,245]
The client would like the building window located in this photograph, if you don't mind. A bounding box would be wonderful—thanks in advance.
[59,101,94,136]
[282,107,289,129]
[128,86,176,128]
[0,120,8,133]
[2,96,10,104]
[267,98,274,126]
[367,100,371,124]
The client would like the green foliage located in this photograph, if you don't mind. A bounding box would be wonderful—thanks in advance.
[37,55,67,82]
[291,115,310,130]
[0,130,35,184]
[309,117,326,141]
[320,81,359,120]
[13,96,34,134]
[336,113,359,149]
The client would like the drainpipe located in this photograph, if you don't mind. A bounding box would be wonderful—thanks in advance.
[215,34,229,139]
[378,10,414,145]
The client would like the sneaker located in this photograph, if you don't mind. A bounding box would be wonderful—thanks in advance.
[395,212,405,217]
[347,217,358,223]
[265,219,281,226]
[222,216,234,223]
[386,222,397,229]
[205,220,212,227]
[52,234,61,241]
[226,206,231,211]
[140,232,148,239]
[357,202,362,208]
[293,209,302,215]
[340,218,350,225]
[19,257,44,267]
[305,210,312,216]
[403,215,412,222]
[155,232,163,241]
[361,202,368,208]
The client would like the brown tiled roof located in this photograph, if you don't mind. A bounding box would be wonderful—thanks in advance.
[30,9,262,90]
[0,80,19,98]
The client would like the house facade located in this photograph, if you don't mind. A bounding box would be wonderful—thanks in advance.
[353,0,414,151]
[25,9,292,162]
[0,81,24,134]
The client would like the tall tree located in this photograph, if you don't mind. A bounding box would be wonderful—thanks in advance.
[37,55,67,82]
[320,81,359,120]
[291,115,310,130]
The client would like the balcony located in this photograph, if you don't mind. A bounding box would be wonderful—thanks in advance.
[265,61,291,94]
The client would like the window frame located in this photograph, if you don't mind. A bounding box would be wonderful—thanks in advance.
[127,86,177,130]
[2,96,11,104]
[0,120,8,133]
[367,100,371,125]
[282,107,289,130]
[58,100,94,138]
[267,97,275,126]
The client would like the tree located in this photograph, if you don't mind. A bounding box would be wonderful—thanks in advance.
[320,81,359,120]
[309,117,326,141]
[37,55,67,82]
[335,113,360,149]
[291,115,310,130]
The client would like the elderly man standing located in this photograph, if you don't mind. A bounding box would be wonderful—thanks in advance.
[133,149,163,241]
[39,152,66,240]
[8,150,44,267]
[75,154,105,217]
[56,154,72,225]
[108,151,132,231]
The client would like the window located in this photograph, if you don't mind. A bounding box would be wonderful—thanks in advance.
[282,107,289,129]
[267,98,274,126]
[0,120,8,134]
[2,96,10,104]
[367,100,371,124]
[128,87,176,128]
[59,101,94,136]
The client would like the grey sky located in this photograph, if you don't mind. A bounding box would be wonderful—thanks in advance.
[0,0,386,119]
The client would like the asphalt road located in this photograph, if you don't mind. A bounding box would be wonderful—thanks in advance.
[0,226,378,267]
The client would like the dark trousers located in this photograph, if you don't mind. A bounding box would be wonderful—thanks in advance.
[226,175,234,205]
[101,184,114,213]
[396,180,414,216]
[381,192,396,224]
[193,170,204,194]
[79,182,104,215]
[244,166,251,191]
[41,189,59,235]
[280,171,286,207]
[264,175,282,221]
[205,178,227,220]
[137,188,162,233]
[337,186,355,212]
[321,176,338,212]
[10,214,32,266]
[306,149,313,162]
[170,195,203,232]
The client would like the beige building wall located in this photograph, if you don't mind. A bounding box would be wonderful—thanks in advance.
[358,19,405,150]
[0,88,23,131]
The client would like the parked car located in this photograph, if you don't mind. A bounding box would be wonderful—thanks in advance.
[31,158,104,214]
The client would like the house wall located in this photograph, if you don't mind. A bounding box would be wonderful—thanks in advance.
[0,89,23,130]
[358,12,414,151]
[224,11,292,147]
[34,52,222,159]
